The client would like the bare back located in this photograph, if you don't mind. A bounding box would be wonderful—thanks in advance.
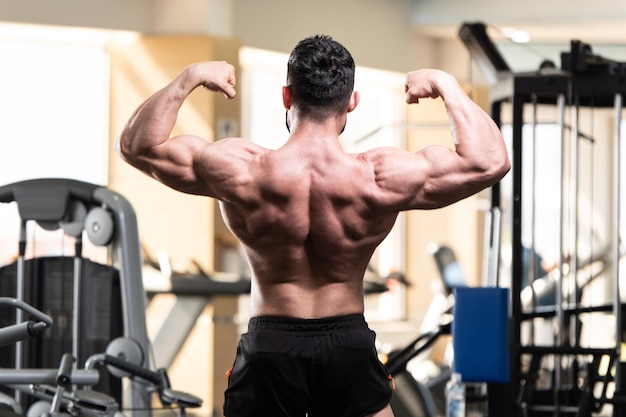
[219,139,398,319]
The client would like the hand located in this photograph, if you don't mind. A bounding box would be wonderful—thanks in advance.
[405,69,451,104]
[192,61,237,99]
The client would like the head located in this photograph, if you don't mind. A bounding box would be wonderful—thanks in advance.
[284,35,357,129]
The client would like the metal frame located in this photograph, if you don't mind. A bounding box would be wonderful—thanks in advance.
[0,178,152,416]
[459,21,626,416]
[489,59,626,417]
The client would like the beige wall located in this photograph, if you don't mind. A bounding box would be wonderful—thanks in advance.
[108,36,217,269]
[230,0,421,73]
[108,35,241,415]
[402,87,488,322]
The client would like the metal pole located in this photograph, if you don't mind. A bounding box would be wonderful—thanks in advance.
[558,95,582,400]
[14,219,27,405]
[72,237,83,365]
[529,94,538,342]
[556,93,567,415]
[612,92,623,406]
[511,94,525,416]
[484,100,503,287]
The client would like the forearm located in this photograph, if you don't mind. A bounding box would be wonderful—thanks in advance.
[435,73,509,175]
[117,67,200,163]
[118,61,236,168]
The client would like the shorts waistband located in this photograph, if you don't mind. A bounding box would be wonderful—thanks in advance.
[248,314,367,332]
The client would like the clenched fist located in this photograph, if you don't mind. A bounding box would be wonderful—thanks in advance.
[405,69,457,104]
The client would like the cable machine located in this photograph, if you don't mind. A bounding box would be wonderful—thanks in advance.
[460,22,626,417]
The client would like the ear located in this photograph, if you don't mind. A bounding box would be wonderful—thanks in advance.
[347,91,360,113]
[282,86,292,109]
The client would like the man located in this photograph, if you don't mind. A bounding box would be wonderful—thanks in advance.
[118,35,510,417]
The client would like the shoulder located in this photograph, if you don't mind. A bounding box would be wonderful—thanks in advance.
[211,137,269,155]
[357,146,422,172]
[359,146,402,159]
[199,137,271,169]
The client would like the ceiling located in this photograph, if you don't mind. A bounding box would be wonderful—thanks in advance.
[409,0,626,44]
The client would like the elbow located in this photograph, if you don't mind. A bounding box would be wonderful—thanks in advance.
[487,153,511,184]
[498,154,512,177]
[114,136,126,160]
[115,128,129,159]
[472,152,510,188]
[116,129,140,163]
[503,158,512,176]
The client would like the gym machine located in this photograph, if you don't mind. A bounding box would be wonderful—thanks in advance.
[0,296,202,417]
[460,22,626,417]
[0,178,174,417]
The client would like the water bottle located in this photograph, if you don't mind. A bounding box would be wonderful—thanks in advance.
[446,372,465,417]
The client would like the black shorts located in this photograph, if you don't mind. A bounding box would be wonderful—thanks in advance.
[223,314,393,417]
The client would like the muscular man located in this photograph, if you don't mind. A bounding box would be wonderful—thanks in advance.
[117,35,510,417]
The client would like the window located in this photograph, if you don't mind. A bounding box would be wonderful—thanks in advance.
[0,23,114,266]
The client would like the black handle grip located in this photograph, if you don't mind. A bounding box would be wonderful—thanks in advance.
[103,354,161,385]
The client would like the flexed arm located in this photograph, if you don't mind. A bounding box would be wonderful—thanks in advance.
[405,68,508,177]
[116,61,244,196]
[368,69,510,210]
[408,68,510,206]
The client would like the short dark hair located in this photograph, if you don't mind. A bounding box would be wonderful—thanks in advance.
[286,35,355,121]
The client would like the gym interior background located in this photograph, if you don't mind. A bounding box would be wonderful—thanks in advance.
[1,1,626,416]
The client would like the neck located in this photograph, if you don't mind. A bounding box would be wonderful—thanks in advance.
[287,112,347,138]
[287,122,344,149]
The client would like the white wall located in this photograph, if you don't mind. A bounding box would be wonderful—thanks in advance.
[0,34,110,186]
